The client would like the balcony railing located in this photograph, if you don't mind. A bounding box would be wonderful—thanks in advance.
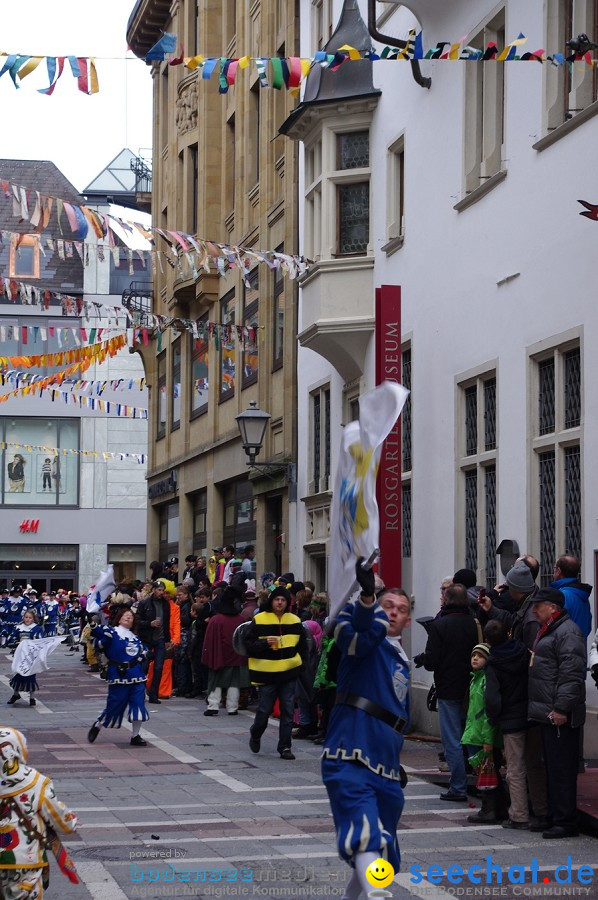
[122,281,153,320]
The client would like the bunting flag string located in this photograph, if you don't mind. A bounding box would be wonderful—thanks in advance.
[0,440,147,463]
[0,355,97,397]
[0,382,148,417]
[0,33,591,99]
[0,368,145,395]
[0,53,99,94]
[0,317,123,349]
[0,334,127,370]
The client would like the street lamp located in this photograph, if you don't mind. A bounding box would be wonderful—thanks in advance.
[235,401,297,500]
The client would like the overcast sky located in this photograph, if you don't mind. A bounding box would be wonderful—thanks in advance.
[1,0,153,193]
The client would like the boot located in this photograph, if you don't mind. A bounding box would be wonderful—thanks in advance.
[7,693,20,705]
[467,789,500,824]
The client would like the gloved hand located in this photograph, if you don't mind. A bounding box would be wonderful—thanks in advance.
[355,558,376,597]
[413,653,425,668]
[591,665,598,687]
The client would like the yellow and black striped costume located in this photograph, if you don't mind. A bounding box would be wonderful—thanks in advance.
[247,611,304,685]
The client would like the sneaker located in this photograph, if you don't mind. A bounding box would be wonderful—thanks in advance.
[439,790,468,802]
[249,736,260,754]
[279,749,296,760]
[228,711,239,716]
[204,709,218,716]
[130,735,148,747]
[87,724,100,743]
[7,694,20,706]
[501,819,529,830]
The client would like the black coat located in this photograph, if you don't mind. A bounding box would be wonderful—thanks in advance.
[487,591,540,650]
[484,639,530,733]
[136,593,171,646]
[420,604,479,701]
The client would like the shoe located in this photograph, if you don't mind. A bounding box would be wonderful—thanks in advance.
[87,724,100,743]
[249,736,260,754]
[501,819,529,830]
[228,711,238,716]
[204,709,218,716]
[312,735,325,745]
[88,664,100,672]
[182,693,194,699]
[130,735,148,747]
[7,694,20,705]
[439,790,468,802]
[467,811,499,824]
[148,698,161,704]
[438,760,450,772]
[529,818,552,832]
[279,749,296,760]
[29,697,36,707]
[542,826,579,839]
[292,725,318,739]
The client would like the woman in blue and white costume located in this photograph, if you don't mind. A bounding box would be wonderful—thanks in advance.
[7,610,44,707]
[87,609,150,747]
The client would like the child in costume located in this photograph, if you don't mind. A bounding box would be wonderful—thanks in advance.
[0,726,77,899]
[7,611,44,707]
[87,608,150,746]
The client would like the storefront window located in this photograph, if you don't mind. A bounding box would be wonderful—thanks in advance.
[108,545,146,583]
[1,418,79,507]
[0,544,78,594]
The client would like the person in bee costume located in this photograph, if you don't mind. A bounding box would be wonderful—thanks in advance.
[322,561,411,900]
[87,608,150,747]
[0,726,77,899]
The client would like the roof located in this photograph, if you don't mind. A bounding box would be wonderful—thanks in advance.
[0,159,82,204]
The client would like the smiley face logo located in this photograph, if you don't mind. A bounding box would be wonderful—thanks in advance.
[365,858,395,889]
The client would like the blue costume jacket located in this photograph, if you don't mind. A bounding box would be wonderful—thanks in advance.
[322,597,410,781]
[92,624,148,685]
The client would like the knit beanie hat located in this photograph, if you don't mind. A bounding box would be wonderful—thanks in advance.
[506,562,535,593]
[471,642,490,659]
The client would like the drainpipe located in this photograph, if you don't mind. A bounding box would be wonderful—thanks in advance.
[367,0,431,89]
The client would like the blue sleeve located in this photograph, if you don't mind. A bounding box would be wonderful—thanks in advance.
[92,624,113,651]
[333,599,389,658]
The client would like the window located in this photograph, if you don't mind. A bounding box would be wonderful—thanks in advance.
[242,269,259,387]
[402,344,412,559]
[220,290,235,400]
[273,246,285,367]
[386,135,405,248]
[310,385,331,494]
[305,139,323,260]
[192,489,208,555]
[249,84,260,188]
[189,145,198,235]
[9,234,40,279]
[458,370,498,584]
[160,71,169,152]
[464,9,506,194]
[225,0,236,47]
[545,0,598,132]
[108,545,146,584]
[225,115,236,214]
[157,351,166,439]
[312,0,332,51]
[336,132,370,255]
[223,479,257,547]
[171,339,181,430]
[0,418,79,507]
[190,318,208,418]
[158,502,179,562]
[532,341,582,584]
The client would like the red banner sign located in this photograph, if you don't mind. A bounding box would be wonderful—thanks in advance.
[375,285,402,588]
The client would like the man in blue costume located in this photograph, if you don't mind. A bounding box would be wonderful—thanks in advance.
[322,561,410,900]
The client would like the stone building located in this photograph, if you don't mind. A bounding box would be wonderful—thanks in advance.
[127,0,299,574]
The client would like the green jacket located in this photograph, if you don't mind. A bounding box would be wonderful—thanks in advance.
[461,669,502,749]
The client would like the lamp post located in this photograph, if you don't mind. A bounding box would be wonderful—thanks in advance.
[235,402,296,500]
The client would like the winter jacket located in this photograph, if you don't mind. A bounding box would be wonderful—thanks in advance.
[528,611,586,727]
[244,611,306,685]
[550,578,592,640]
[419,603,480,701]
[135,593,171,646]
[484,639,530,733]
[486,589,540,650]
[461,669,502,749]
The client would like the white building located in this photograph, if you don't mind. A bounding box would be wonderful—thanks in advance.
[284,0,598,746]
[0,157,148,593]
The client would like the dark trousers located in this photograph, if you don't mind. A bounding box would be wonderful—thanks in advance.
[250,680,295,752]
[146,639,165,701]
[540,722,580,829]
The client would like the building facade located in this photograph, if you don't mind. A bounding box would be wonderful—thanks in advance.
[127,0,299,575]
[286,0,598,743]
[0,159,148,593]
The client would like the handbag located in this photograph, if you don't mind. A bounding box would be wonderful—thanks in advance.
[426,683,438,712]
[475,754,498,791]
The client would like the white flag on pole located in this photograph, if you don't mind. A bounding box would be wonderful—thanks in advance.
[328,381,409,619]
[11,636,64,677]
[86,564,116,614]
